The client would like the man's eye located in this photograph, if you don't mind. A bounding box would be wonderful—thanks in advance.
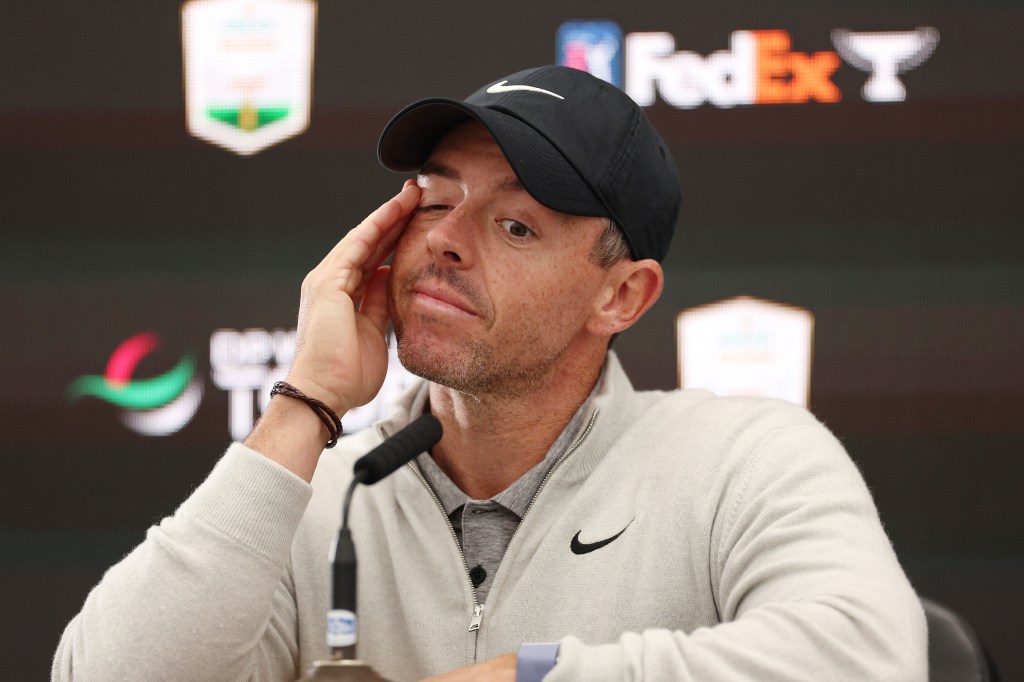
[499,219,535,239]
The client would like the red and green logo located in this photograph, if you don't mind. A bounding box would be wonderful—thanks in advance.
[67,332,204,436]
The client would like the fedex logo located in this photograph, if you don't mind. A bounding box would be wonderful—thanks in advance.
[626,30,840,107]
[558,21,938,107]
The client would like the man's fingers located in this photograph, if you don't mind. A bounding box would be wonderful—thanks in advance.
[360,266,392,335]
[332,183,418,263]
[371,181,420,258]
[362,182,420,248]
[320,183,420,294]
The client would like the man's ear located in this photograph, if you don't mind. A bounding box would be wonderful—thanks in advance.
[586,259,664,337]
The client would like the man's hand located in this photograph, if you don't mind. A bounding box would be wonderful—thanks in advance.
[286,180,420,414]
[245,182,420,480]
[420,653,517,682]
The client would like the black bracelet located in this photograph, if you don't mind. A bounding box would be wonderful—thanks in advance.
[270,381,342,448]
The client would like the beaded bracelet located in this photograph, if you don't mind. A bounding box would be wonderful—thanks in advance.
[269,381,342,448]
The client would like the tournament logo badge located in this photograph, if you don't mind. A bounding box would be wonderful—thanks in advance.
[677,297,814,407]
[67,332,204,436]
[181,0,317,155]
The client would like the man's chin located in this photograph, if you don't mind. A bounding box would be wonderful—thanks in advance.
[394,333,495,395]
[395,330,449,375]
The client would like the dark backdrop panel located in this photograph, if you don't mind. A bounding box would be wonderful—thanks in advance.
[2,1,1021,679]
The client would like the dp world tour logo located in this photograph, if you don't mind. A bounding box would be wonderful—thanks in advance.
[67,332,204,436]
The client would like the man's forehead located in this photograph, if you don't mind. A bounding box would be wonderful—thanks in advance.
[424,119,501,159]
[417,121,526,195]
[418,160,524,196]
[416,119,597,229]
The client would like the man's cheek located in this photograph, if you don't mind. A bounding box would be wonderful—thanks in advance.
[391,218,428,263]
[388,230,415,274]
[385,257,404,315]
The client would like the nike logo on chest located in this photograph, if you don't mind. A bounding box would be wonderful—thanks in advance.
[570,519,634,555]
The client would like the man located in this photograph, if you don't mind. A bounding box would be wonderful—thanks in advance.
[54,66,927,681]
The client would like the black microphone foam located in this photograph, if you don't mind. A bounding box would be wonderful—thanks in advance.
[352,414,442,485]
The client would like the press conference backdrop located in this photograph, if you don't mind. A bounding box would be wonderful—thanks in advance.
[2,1,1022,678]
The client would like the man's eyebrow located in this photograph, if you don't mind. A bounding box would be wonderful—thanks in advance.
[418,161,459,182]
[490,174,525,194]
[418,161,525,194]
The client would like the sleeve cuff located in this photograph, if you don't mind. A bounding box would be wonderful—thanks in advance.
[175,442,313,562]
[517,642,560,682]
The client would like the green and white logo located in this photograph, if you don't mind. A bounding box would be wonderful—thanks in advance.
[182,0,317,155]
[67,332,204,436]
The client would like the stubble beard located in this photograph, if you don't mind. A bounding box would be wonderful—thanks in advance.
[389,264,566,399]
[393,324,565,400]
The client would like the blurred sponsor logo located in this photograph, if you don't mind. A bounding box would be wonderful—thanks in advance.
[557,21,623,88]
[832,28,939,102]
[182,0,317,155]
[677,297,814,407]
[68,327,417,441]
[210,328,417,441]
[558,21,937,107]
[67,332,204,436]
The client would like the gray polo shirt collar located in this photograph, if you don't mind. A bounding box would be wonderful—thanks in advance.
[412,380,600,518]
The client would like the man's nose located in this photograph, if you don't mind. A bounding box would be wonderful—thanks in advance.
[425,206,476,267]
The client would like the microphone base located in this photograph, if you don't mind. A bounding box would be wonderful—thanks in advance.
[300,659,394,681]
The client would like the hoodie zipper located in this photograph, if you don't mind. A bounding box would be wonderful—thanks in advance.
[377,423,487,635]
[406,456,484,630]
[383,407,599,637]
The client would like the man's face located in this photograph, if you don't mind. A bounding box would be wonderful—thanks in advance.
[387,121,612,397]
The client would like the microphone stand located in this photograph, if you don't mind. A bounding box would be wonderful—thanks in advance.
[302,478,389,680]
[300,415,443,681]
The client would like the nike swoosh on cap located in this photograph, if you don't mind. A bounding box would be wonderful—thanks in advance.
[570,519,634,555]
[486,81,565,100]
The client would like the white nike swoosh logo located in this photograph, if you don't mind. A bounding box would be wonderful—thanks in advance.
[485,81,565,100]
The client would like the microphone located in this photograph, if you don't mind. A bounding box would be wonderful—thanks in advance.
[353,414,443,484]
[325,414,443,666]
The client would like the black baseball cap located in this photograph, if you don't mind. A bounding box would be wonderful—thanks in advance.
[377,65,681,262]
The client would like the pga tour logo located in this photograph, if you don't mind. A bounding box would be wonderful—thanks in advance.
[557,21,624,88]
[557,21,939,107]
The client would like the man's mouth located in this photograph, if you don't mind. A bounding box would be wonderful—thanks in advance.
[410,282,479,318]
